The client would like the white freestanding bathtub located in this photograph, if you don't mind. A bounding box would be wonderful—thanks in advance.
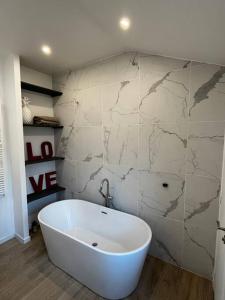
[38,199,152,299]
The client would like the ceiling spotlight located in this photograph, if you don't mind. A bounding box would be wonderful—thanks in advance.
[119,17,131,31]
[41,45,52,55]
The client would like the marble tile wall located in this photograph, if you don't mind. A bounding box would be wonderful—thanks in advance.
[53,53,225,279]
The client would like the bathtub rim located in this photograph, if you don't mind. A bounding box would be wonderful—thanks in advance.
[38,199,152,256]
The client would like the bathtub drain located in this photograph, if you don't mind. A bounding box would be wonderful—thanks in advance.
[92,242,98,247]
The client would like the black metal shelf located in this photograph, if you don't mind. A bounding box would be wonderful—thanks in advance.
[21,81,62,97]
[23,124,63,129]
[27,185,65,203]
[25,157,64,165]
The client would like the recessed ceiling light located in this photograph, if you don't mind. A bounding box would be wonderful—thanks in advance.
[119,17,131,31]
[41,45,52,55]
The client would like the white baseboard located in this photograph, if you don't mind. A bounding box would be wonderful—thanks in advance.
[15,233,31,244]
[0,233,15,244]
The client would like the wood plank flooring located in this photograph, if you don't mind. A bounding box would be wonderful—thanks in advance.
[0,230,214,300]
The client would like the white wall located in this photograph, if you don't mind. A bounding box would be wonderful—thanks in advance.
[1,54,30,244]
[0,55,15,244]
[0,58,58,243]
[21,66,54,117]
[20,66,52,89]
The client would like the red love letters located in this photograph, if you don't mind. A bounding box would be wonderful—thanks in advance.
[27,142,57,193]
[26,142,41,161]
[45,171,57,189]
[26,141,53,161]
[29,171,57,192]
[41,141,53,159]
[29,174,44,193]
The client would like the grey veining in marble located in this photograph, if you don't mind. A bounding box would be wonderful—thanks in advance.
[183,223,216,278]
[58,159,104,205]
[185,184,219,223]
[186,122,224,179]
[190,63,225,121]
[103,125,138,167]
[139,55,190,124]
[139,71,171,109]
[139,207,183,266]
[54,100,75,127]
[190,66,225,115]
[156,239,179,266]
[68,126,103,163]
[139,171,184,221]
[77,164,103,194]
[102,79,139,125]
[185,175,220,228]
[102,164,138,215]
[139,123,187,175]
[184,225,214,266]
[55,126,74,157]
[54,52,225,279]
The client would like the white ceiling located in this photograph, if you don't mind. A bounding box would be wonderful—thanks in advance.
[0,0,225,74]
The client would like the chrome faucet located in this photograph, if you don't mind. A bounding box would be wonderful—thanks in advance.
[99,178,113,208]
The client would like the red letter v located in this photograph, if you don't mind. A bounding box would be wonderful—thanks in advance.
[29,175,44,193]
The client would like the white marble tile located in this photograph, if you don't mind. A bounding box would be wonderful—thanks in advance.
[54,86,101,126]
[53,86,76,105]
[53,53,225,279]
[139,123,187,175]
[190,62,225,121]
[57,159,104,205]
[103,125,138,167]
[56,158,77,195]
[55,126,74,157]
[139,208,183,266]
[71,53,139,90]
[73,87,101,126]
[72,161,104,205]
[102,79,139,126]
[55,126,103,163]
[139,171,184,221]
[102,164,138,215]
[139,55,190,123]
[53,53,138,91]
[67,126,103,163]
[54,101,75,127]
[58,161,138,212]
[185,175,220,228]
[186,122,224,179]
[140,54,190,75]
[53,71,77,94]
[53,53,139,91]
[183,223,216,279]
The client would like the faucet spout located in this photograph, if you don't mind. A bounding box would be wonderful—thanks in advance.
[99,178,113,208]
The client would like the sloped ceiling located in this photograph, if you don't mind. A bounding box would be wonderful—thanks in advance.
[0,0,225,74]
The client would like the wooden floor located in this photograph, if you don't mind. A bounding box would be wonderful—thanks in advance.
[0,230,214,300]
